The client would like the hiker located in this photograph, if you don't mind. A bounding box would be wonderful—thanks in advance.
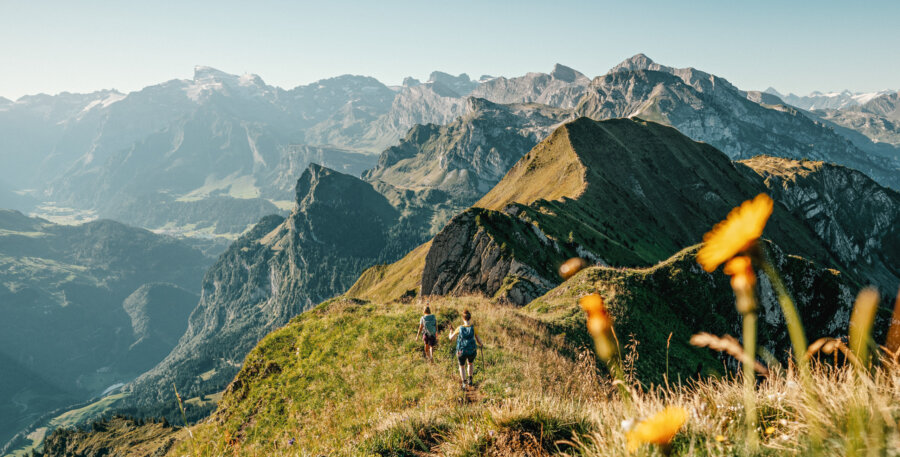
[448,309,483,388]
[416,305,437,362]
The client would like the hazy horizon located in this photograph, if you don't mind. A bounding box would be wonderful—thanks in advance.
[2,0,899,100]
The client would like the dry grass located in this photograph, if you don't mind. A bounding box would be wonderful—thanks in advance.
[167,297,600,456]
[572,358,900,456]
[165,298,900,456]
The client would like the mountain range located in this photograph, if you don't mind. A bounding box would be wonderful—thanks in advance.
[31,115,899,456]
[764,88,895,111]
[5,54,900,454]
[352,118,898,309]
[4,55,898,256]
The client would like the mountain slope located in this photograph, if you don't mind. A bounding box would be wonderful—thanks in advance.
[803,92,900,168]
[0,210,210,446]
[362,98,572,200]
[352,116,900,313]
[92,241,859,456]
[118,164,466,418]
[351,118,856,304]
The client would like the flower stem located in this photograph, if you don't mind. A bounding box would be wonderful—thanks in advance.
[742,312,759,452]
[759,254,822,449]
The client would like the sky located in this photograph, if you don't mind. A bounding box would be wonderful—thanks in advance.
[1,0,898,99]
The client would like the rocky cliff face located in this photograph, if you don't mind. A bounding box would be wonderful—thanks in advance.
[739,156,900,293]
[420,209,558,305]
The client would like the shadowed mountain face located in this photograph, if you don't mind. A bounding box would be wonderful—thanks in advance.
[353,118,898,309]
[0,210,208,445]
[120,163,466,415]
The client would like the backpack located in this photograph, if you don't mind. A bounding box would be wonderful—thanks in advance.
[456,325,477,355]
[421,314,437,336]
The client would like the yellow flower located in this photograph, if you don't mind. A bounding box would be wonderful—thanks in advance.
[765,426,775,435]
[579,293,615,360]
[626,406,688,452]
[724,256,758,314]
[723,256,756,291]
[697,194,773,272]
[715,434,726,443]
[579,293,610,334]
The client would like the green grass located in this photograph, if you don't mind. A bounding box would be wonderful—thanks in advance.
[173,297,597,456]
[48,393,129,429]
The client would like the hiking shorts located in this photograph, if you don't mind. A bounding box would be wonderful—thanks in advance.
[423,333,436,346]
[457,350,476,365]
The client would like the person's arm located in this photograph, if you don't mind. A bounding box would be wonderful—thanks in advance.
[415,321,423,341]
[474,327,483,347]
[448,326,458,341]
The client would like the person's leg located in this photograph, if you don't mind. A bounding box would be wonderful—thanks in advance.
[425,344,433,362]
[467,359,474,384]
[427,345,433,361]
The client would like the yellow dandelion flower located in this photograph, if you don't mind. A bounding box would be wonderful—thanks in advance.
[724,255,758,314]
[715,434,726,443]
[579,293,610,335]
[697,194,773,272]
[765,426,775,435]
[626,406,688,452]
[579,293,616,360]
[723,256,756,291]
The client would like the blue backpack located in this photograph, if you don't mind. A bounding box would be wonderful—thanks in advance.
[456,325,477,355]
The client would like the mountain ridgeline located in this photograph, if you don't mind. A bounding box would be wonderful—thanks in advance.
[118,163,467,415]
[352,117,898,324]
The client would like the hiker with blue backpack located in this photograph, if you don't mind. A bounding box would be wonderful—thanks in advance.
[448,309,483,389]
[416,305,438,362]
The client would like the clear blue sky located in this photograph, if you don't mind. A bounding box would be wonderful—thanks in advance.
[1,0,897,99]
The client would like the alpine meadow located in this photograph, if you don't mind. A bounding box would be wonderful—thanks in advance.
[1,2,899,456]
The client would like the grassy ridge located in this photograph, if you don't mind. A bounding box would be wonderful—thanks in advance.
[171,297,598,456]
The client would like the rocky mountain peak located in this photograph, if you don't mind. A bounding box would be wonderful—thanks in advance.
[402,76,421,87]
[549,63,585,83]
[609,53,657,73]
[427,71,479,96]
[193,65,235,81]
